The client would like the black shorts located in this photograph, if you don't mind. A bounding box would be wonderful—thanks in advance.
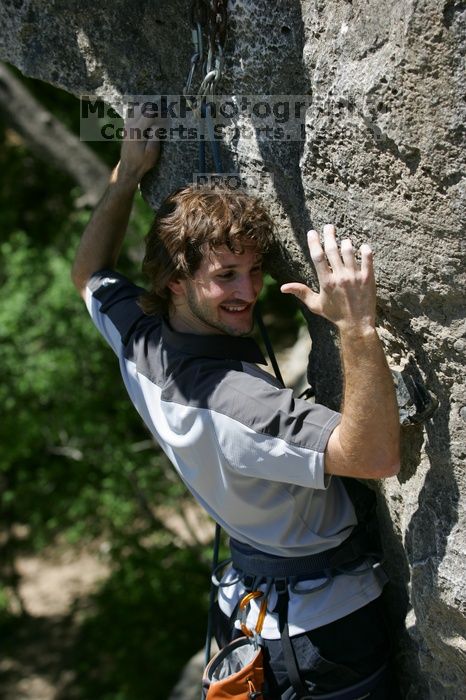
[213,597,401,699]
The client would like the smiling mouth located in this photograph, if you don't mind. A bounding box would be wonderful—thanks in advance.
[220,303,251,313]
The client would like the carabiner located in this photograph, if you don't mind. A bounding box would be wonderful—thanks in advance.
[238,590,268,638]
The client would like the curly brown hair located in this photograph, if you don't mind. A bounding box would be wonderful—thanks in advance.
[139,184,274,315]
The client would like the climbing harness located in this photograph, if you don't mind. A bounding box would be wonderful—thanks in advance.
[217,485,384,700]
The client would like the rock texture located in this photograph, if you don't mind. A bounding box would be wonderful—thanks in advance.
[1,1,464,697]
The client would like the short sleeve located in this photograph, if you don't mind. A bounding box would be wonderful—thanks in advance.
[207,368,342,489]
[85,269,147,355]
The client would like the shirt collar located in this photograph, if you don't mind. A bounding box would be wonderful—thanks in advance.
[161,318,267,365]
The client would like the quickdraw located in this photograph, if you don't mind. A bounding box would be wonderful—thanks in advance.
[184,0,228,115]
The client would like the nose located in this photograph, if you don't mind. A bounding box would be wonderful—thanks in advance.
[235,273,261,303]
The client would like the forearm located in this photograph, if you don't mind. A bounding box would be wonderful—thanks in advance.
[282,225,400,479]
[327,327,400,478]
[71,166,138,294]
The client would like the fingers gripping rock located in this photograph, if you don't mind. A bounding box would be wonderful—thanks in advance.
[281,225,376,330]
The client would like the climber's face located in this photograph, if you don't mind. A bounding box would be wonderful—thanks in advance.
[168,244,263,336]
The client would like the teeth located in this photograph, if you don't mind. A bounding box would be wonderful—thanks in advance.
[223,305,248,312]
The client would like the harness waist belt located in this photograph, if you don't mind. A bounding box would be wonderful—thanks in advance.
[230,526,374,579]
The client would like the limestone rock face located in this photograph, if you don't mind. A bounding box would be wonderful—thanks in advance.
[1,1,464,697]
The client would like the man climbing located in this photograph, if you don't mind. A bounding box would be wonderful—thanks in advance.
[71,114,401,699]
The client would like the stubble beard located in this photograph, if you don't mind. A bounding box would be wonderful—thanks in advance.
[186,291,254,337]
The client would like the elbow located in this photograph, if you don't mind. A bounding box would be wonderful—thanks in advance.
[70,265,88,299]
[354,445,400,479]
[325,427,400,479]
[371,430,401,479]
[377,460,400,479]
[372,449,401,479]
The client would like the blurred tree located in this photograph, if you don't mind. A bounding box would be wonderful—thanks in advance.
[0,63,110,207]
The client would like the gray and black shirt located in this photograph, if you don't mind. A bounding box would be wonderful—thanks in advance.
[86,270,384,639]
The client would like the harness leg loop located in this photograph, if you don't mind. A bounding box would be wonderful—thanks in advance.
[276,583,309,699]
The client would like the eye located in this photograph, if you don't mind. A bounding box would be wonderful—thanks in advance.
[217,271,235,280]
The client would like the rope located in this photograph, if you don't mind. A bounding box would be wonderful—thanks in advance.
[187,5,288,694]
[204,522,221,669]
[254,306,285,386]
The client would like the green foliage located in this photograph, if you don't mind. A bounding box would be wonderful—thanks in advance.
[0,225,183,549]
[68,544,208,700]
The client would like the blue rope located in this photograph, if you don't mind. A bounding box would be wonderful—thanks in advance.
[199,99,223,174]
[204,523,222,669]
[198,94,283,698]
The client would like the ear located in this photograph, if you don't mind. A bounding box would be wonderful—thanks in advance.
[167,278,186,297]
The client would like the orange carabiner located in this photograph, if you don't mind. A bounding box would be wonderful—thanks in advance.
[239,591,263,610]
[255,595,267,635]
[239,590,268,637]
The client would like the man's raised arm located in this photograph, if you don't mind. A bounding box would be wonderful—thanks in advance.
[71,115,160,299]
[281,225,400,480]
